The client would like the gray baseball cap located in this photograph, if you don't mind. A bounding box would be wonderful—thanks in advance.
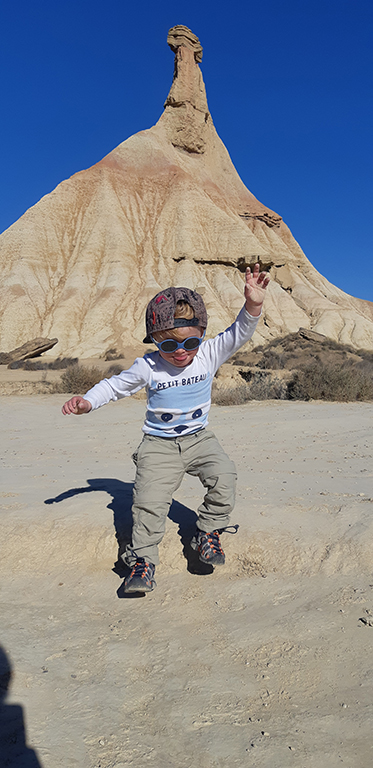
[143,287,208,344]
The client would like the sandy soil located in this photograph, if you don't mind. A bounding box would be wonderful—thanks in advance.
[1,395,373,768]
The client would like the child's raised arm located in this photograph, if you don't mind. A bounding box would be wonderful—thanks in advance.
[62,396,92,415]
[244,263,270,316]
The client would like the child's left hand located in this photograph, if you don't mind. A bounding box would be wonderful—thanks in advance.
[244,263,270,316]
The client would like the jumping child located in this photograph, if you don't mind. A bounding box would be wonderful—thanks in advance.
[62,263,270,592]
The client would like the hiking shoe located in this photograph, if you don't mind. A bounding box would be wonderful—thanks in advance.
[194,529,226,565]
[124,558,156,593]
[191,525,239,566]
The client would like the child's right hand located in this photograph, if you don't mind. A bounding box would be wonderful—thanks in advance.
[62,396,92,415]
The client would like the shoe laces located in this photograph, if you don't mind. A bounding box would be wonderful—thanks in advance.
[130,557,154,579]
[199,525,239,546]
[198,524,239,553]
[216,524,239,535]
[198,530,224,557]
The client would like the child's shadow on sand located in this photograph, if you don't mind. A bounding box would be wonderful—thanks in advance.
[0,646,43,767]
[44,478,213,595]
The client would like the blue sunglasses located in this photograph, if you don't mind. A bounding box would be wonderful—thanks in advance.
[151,330,205,353]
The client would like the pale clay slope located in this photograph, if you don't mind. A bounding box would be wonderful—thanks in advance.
[0,26,372,356]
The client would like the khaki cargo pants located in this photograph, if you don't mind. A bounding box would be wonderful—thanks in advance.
[123,429,237,566]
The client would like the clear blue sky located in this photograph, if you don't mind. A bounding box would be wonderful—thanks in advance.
[1,0,372,301]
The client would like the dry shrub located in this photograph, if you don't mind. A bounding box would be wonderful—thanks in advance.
[256,350,285,370]
[212,384,251,406]
[288,361,373,402]
[239,368,289,400]
[46,357,79,370]
[104,348,124,361]
[358,349,373,365]
[106,364,124,376]
[235,332,373,374]
[355,357,373,376]
[56,364,103,394]
[212,376,288,405]
[9,356,78,370]
[248,376,289,400]
[230,330,373,403]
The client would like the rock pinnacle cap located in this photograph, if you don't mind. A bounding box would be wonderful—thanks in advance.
[143,287,208,344]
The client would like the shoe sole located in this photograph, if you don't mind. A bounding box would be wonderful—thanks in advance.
[124,578,156,593]
[198,554,225,566]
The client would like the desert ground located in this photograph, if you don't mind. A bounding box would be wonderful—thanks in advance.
[1,389,373,768]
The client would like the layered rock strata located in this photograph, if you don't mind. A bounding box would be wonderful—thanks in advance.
[0,25,372,356]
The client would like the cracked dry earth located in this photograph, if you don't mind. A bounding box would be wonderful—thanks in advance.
[1,396,373,768]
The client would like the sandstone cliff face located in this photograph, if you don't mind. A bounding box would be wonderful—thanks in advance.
[0,25,372,357]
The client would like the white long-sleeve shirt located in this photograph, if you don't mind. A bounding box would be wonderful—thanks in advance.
[85,307,259,437]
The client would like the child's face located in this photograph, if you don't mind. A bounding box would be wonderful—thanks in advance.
[154,326,203,368]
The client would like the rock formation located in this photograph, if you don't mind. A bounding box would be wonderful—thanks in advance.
[0,337,58,366]
[0,25,372,357]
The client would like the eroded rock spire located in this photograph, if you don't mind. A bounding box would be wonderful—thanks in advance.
[167,25,203,62]
[161,25,210,153]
